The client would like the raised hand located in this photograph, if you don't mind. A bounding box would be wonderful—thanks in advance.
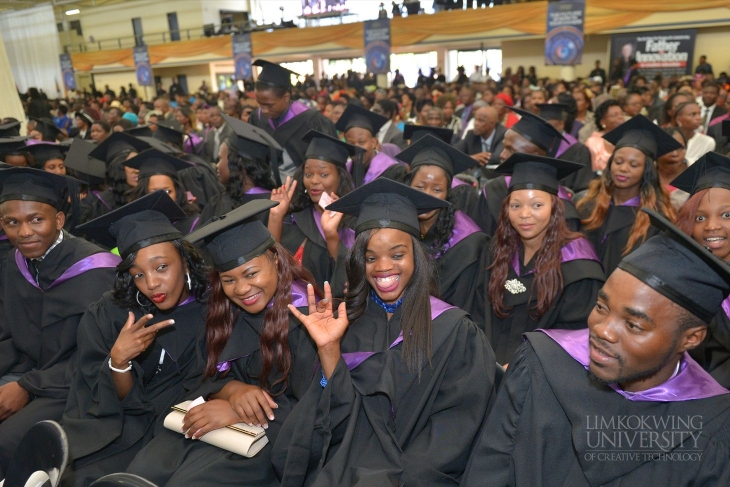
[109,312,174,368]
[320,193,344,239]
[269,176,297,219]
[288,282,348,351]
[182,399,243,439]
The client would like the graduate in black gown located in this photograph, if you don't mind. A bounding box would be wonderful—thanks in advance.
[62,191,211,486]
[126,200,319,486]
[463,210,730,487]
[466,107,583,235]
[249,59,337,182]
[63,139,109,226]
[480,154,605,365]
[336,104,407,186]
[0,168,118,477]
[268,131,359,298]
[25,142,69,175]
[673,152,730,387]
[199,115,278,224]
[576,116,680,276]
[125,149,202,234]
[397,133,490,326]
[0,136,31,168]
[272,179,496,486]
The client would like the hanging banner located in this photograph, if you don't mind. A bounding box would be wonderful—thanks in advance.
[59,53,76,90]
[545,0,585,66]
[364,18,390,75]
[232,33,253,81]
[610,29,696,81]
[133,45,153,87]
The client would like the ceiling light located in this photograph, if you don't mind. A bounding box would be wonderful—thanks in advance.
[65,9,80,15]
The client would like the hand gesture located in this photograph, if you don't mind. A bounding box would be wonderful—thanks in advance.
[320,193,344,239]
[288,282,348,351]
[471,152,491,167]
[226,382,278,428]
[109,312,174,368]
[182,399,243,440]
[269,176,297,218]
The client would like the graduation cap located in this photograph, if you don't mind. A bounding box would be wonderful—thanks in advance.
[123,148,193,180]
[402,124,454,144]
[64,139,106,185]
[303,130,363,169]
[0,136,30,155]
[30,118,62,142]
[670,152,730,195]
[152,119,185,147]
[0,167,78,209]
[76,190,186,258]
[89,132,150,164]
[0,120,21,138]
[536,103,568,121]
[25,142,69,167]
[335,104,388,136]
[327,178,450,238]
[495,153,584,195]
[185,200,278,272]
[617,208,730,323]
[396,133,474,179]
[603,115,682,160]
[222,114,282,162]
[253,59,297,89]
[74,110,95,126]
[126,124,154,138]
[508,107,566,155]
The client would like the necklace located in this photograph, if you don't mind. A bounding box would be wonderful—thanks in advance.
[369,289,403,313]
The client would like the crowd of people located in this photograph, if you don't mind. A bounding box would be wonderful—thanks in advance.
[1,53,730,486]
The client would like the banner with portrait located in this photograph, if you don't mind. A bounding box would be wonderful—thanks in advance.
[364,18,390,75]
[609,29,696,80]
[545,0,585,66]
[232,33,253,81]
[133,45,153,87]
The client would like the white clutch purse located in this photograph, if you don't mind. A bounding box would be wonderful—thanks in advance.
[163,399,269,458]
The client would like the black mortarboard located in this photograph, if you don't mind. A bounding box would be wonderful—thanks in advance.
[76,190,186,257]
[396,134,474,179]
[327,178,450,238]
[185,200,278,272]
[495,153,584,195]
[152,119,185,147]
[74,110,95,126]
[335,104,388,136]
[126,124,154,138]
[89,132,150,164]
[123,149,192,180]
[536,103,568,121]
[222,114,282,162]
[671,152,730,195]
[25,142,69,167]
[402,124,454,144]
[303,130,362,169]
[508,107,566,155]
[30,118,62,141]
[0,167,77,209]
[618,209,730,323]
[603,115,681,160]
[0,136,30,155]
[0,121,21,138]
[136,136,177,154]
[253,59,297,89]
[64,139,106,185]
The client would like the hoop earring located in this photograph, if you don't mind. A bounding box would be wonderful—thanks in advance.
[136,290,144,307]
[186,272,192,290]
[304,188,307,194]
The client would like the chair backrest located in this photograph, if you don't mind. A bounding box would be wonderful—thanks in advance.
[3,421,67,487]
[89,473,159,487]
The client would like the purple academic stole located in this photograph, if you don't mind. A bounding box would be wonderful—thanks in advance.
[15,249,120,292]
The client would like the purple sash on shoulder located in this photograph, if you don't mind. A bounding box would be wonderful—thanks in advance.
[510,238,600,276]
[722,296,730,320]
[539,328,729,401]
[245,186,271,195]
[0,234,7,241]
[504,176,572,201]
[451,178,470,189]
[612,195,641,207]
[434,211,481,259]
[91,190,112,210]
[265,101,309,131]
[312,206,356,249]
[347,152,402,186]
[188,217,200,232]
[556,132,577,158]
[15,250,121,292]
[341,296,456,371]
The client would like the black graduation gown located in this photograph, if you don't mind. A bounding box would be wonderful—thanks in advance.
[272,298,496,486]
[198,190,271,225]
[0,236,117,476]
[690,306,730,388]
[481,243,605,365]
[466,176,582,236]
[126,304,318,486]
[0,232,13,256]
[173,212,202,235]
[280,207,350,298]
[462,332,730,487]
[421,211,489,327]
[178,153,224,211]
[558,142,595,193]
[79,189,116,225]
[61,295,207,486]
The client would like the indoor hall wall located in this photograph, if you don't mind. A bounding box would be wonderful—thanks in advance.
[91,70,138,97]
[694,26,730,74]
[154,64,212,95]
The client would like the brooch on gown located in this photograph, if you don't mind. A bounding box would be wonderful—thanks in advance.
[504,279,527,294]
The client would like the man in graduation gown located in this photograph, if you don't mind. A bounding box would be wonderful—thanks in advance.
[0,168,119,477]
[249,59,337,183]
[462,210,730,487]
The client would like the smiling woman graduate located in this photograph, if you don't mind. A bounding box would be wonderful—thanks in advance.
[61,191,211,486]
